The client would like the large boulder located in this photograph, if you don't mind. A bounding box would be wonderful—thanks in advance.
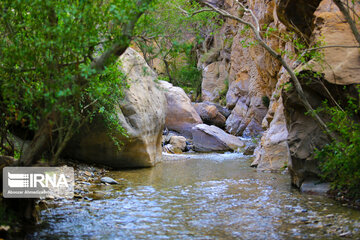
[192,124,244,152]
[160,81,202,138]
[225,96,267,137]
[251,97,290,171]
[201,61,229,102]
[65,48,167,168]
[193,102,227,129]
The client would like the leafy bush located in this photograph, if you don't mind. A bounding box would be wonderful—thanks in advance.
[315,87,360,199]
[262,96,270,108]
[173,63,202,96]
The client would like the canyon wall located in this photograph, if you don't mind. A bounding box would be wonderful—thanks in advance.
[200,0,360,187]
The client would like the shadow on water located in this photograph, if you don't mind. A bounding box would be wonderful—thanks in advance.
[29,153,360,239]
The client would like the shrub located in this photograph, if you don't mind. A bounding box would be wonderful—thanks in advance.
[262,96,270,108]
[315,87,360,199]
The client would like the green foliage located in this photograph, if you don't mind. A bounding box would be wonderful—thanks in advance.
[262,96,270,108]
[0,0,148,159]
[315,87,360,199]
[173,63,202,92]
[218,78,229,106]
[134,0,223,98]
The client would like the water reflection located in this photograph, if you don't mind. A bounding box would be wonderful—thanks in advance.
[30,153,360,239]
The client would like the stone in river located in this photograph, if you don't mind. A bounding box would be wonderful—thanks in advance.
[101,177,119,185]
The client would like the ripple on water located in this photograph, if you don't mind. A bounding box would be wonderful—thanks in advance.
[30,153,360,240]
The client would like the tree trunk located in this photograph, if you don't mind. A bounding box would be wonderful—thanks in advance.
[333,0,360,46]
[163,58,175,84]
[20,113,56,166]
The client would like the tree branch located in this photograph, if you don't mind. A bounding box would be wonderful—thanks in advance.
[333,0,360,46]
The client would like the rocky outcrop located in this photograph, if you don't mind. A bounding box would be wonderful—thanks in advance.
[65,48,167,168]
[193,102,227,129]
[201,61,229,102]
[192,124,244,152]
[204,0,359,189]
[280,0,360,187]
[251,70,291,171]
[252,97,290,171]
[225,96,267,137]
[159,81,203,138]
[199,0,282,138]
[282,71,359,186]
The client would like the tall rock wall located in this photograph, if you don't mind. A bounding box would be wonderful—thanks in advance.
[201,0,360,186]
[200,0,284,137]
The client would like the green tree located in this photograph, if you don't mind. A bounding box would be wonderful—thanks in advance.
[133,0,221,96]
[0,0,152,165]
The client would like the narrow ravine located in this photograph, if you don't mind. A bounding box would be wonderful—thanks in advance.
[29,153,360,239]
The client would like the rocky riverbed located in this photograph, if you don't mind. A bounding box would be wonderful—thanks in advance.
[28,153,360,239]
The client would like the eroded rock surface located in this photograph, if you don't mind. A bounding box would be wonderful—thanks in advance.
[193,102,227,129]
[160,81,203,138]
[66,48,167,168]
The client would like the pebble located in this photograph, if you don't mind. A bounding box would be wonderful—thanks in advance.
[101,177,119,185]
[339,231,352,237]
[300,218,310,224]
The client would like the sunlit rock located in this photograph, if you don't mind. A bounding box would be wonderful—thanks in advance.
[65,48,166,168]
[159,81,202,138]
[192,124,244,152]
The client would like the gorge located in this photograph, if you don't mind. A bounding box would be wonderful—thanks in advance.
[1,0,360,239]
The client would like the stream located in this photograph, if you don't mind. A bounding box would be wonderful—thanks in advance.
[29,152,360,239]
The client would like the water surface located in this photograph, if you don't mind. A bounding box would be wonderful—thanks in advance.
[31,153,360,239]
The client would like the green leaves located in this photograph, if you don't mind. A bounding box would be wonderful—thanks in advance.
[0,0,152,157]
[315,87,360,199]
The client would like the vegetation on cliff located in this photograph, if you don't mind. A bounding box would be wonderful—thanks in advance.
[315,87,360,199]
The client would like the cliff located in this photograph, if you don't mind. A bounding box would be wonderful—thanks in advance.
[199,0,360,187]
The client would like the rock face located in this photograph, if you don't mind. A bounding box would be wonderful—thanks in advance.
[225,96,267,137]
[283,72,358,187]
[252,97,290,171]
[192,124,244,152]
[198,0,360,189]
[199,0,280,137]
[201,61,229,102]
[169,136,187,153]
[193,102,227,129]
[252,73,291,171]
[160,81,203,138]
[66,48,167,168]
[280,0,360,187]
[308,0,360,85]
